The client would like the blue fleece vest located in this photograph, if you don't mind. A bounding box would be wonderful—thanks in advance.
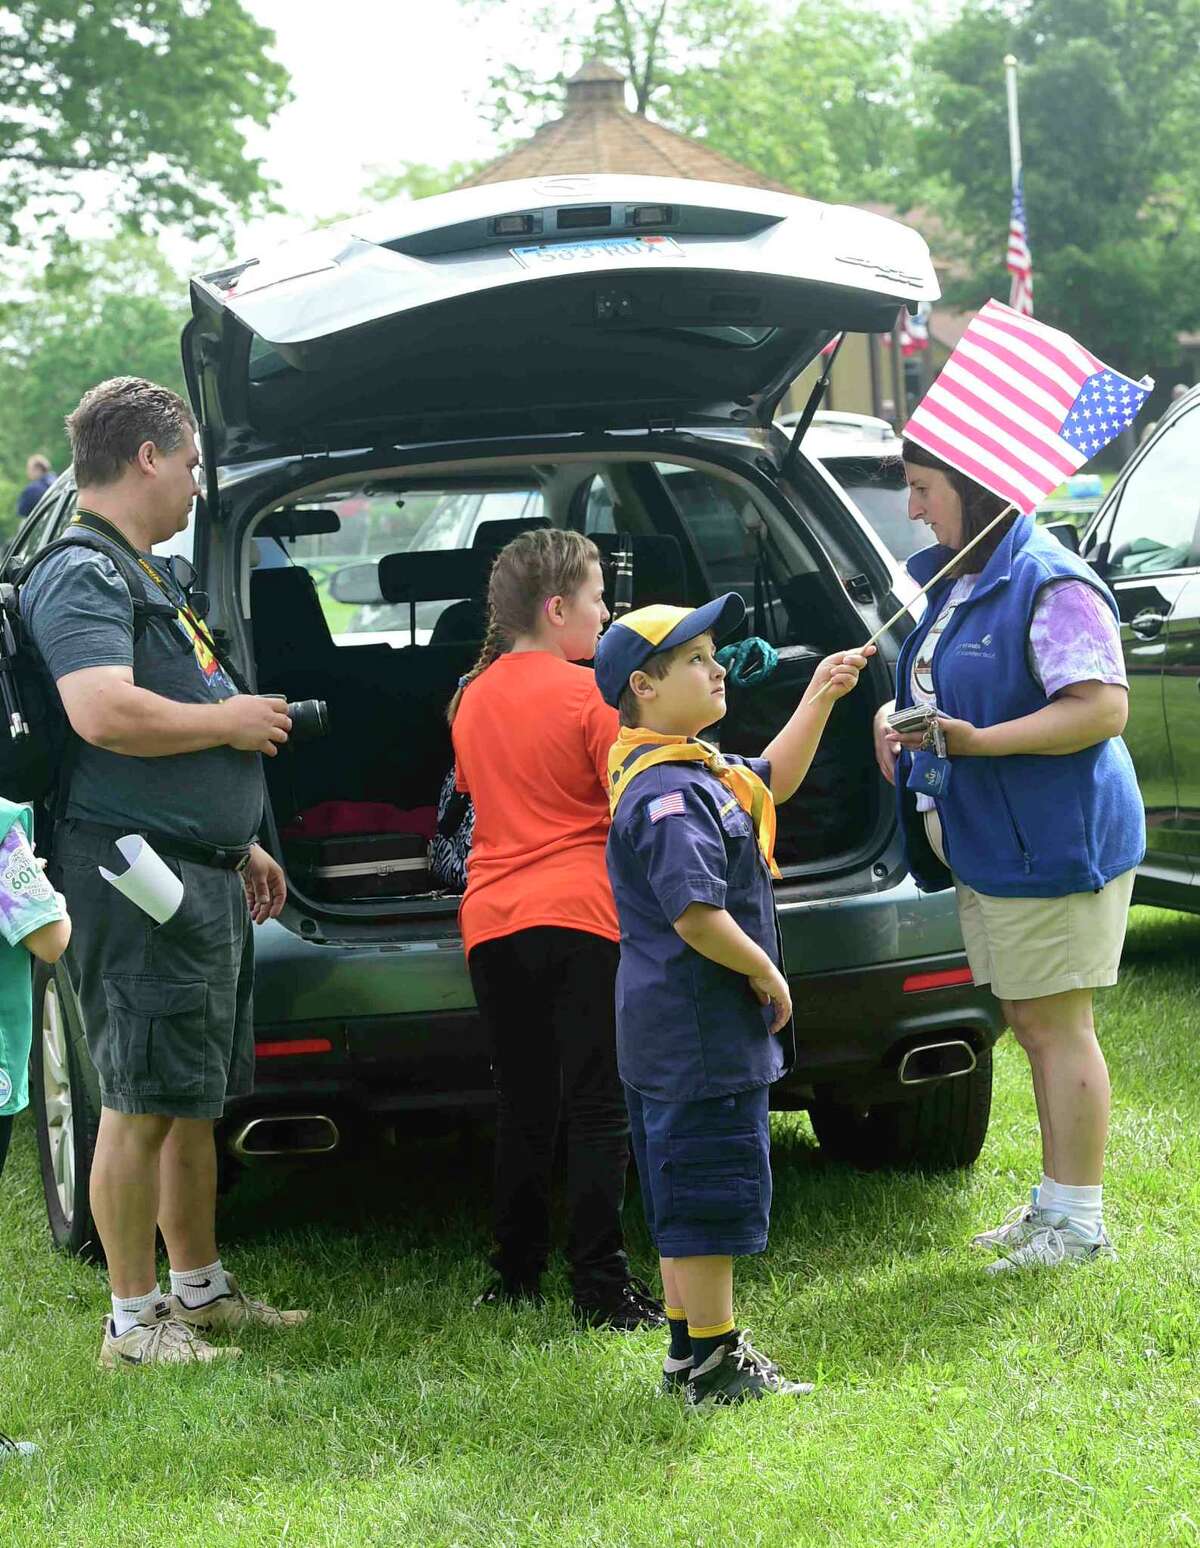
[894,516,1145,898]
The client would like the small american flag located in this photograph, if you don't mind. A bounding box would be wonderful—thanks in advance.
[1007,175,1034,316]
[903,299,1152,513]
[647,791,686,823]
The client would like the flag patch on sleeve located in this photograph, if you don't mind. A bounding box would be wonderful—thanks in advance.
[647,792,686,823]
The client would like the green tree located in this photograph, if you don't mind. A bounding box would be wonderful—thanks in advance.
[0,238,188,534]
[919,0,1200,370]
[460,0,919,203]
[0,0,291,244]
[664,5,918,203]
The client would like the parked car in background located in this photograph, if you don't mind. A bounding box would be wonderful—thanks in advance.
[7,176,1004,1258]
[1035,472,1106,535]
[1070,382,1200,912]
[792,412,921,563]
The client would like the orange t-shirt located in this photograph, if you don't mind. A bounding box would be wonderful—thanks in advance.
[452,652,620,957]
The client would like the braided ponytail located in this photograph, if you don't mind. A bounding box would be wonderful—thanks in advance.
[445,527,600,726]
[446,607,508,725]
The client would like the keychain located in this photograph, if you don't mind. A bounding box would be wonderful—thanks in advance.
[888,703,951,797]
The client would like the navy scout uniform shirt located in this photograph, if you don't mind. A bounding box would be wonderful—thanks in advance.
[605,753,795,1103]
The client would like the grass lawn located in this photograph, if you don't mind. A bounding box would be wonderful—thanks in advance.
[2,906,1198,1546]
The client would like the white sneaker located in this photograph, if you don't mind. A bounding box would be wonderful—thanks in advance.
[971,1199,1043,1252]
[170,1274,309,1332]
[0,1433,37,1466]
[984,1219,1116,1275]
[98,1300,242,1367]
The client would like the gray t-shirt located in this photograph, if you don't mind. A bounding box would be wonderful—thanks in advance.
[21,541,263,847]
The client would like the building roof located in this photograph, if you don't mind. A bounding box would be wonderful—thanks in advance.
[456,61,794,194]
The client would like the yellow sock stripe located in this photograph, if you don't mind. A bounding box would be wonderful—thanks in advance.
[688,1316,736,1339]
[664,1306,686,1323]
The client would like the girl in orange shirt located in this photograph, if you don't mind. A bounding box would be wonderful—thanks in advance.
[449,529,663,1330]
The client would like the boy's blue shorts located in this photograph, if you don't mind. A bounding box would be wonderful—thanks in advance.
[624,1082,772,1257]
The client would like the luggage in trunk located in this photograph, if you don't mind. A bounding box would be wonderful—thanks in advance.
[285,833,432,900]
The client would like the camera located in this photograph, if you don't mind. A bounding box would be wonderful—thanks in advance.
[265,694,330,744]
[286,698,329,743]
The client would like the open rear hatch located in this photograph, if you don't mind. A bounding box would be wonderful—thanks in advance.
[184,175,939,464]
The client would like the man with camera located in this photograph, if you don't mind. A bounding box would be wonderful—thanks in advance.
[21,377,307,1367]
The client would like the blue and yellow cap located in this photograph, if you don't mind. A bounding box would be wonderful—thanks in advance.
[594,592,746,707]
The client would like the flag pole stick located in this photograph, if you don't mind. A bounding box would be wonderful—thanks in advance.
[810,501,1019,697]
[1004,54,1023,193]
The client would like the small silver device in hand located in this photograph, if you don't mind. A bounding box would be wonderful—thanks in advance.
[887,703,947,758]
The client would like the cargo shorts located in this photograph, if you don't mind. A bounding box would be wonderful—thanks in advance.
[624,1081,773,1258]
[52,820,255,1120]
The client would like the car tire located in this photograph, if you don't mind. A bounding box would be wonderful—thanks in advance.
[29,962,103,1261]
[809,1050,993,1172]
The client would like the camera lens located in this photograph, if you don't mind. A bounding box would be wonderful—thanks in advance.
[286,698,330,743]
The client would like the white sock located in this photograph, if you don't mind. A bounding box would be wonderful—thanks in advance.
[1033,1173,1054,1210]
[1039,1180,1103,1240]
[169,1259,231,1308]
[111,1285,163,1337]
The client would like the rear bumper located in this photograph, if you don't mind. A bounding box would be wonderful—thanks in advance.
[779,952,999,1107]
[224,876,1001,1141]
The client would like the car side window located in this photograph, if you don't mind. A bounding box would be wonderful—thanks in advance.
[1104,405,1200,577]
[656,463,760,614]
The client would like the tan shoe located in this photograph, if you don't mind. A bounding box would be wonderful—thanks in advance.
[170,1274,309,1332]
[98,1301,241,1368]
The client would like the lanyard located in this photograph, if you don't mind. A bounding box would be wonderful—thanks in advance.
[71,509,216,651]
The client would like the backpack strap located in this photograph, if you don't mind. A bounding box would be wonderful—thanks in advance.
[18,531,178,643]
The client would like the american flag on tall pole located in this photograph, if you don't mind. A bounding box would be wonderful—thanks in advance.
[1007,173,1034,316]
[1004,55,1034,315]
[903,299,1153,514]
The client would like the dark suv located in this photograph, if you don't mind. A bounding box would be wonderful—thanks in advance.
[1069,382,1200,908]
[7,175,1003,1255]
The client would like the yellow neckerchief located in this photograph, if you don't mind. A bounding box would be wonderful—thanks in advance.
[71,510,223,676]
[608,726,780,878]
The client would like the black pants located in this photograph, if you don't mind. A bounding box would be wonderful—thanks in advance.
[469,927,630,1298]
[0,1114,12,1181]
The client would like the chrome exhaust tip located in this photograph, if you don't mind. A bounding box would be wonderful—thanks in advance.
[898,1039,977,1087]
[229,1114,340,1159]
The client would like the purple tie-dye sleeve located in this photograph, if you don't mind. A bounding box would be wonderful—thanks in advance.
[0,823,64,948]
[1029,580,1128,700]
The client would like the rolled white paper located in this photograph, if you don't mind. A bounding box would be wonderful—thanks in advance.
[98,835,184,925]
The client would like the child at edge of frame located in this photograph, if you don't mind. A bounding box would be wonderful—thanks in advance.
[594,592,872,1407]
[0,795,72,1466]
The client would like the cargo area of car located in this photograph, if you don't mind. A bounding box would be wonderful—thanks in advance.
[242,450,888,917]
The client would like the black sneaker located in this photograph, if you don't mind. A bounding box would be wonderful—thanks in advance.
[573,1275,666,1331]
[685,1331,814,1408]
[661,1354,694,1394]
[473,1276,544,1309]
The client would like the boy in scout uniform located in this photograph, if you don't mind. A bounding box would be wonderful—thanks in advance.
[594,594,871,1407]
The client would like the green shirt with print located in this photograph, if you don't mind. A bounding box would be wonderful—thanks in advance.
[0,798,66,1116]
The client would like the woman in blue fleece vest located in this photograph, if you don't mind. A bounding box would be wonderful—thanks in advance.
[874,440,1145,1274]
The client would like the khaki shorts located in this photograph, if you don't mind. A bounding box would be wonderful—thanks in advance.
[923,809,1136,1002]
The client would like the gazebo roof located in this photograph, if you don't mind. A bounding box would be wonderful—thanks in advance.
[456,61,794,194]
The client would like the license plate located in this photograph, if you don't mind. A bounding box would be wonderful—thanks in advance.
[510,234,683,269]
